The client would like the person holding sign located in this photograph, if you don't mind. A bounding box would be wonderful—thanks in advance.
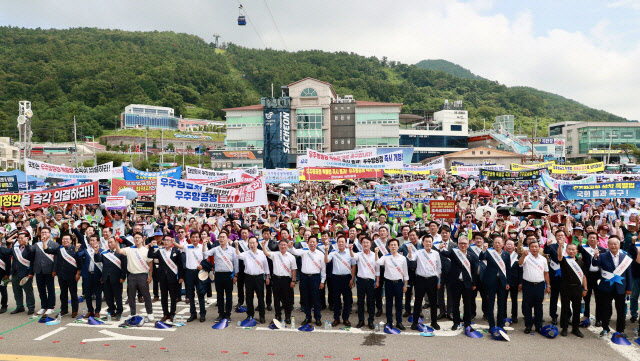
[115,232,155,321]
[557,239,587,337]
[375,238,409,330]
[438,236,479,331]
[518,240,550,334]
[592,236,635,337]
[478,236,512,333]
[147,235,184,323]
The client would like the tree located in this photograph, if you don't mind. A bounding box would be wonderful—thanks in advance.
[167,142,175,151]
[613,143,640,161]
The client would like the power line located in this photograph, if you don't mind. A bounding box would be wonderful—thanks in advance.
[261,0,288,50]
[236,0,267,49]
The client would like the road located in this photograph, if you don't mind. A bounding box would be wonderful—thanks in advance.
[1,283,640,361]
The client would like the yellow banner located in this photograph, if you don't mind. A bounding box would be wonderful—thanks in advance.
[551,162,604,174]
[588,149,623,154]
[384,169,432,175]
[511,161,556,171]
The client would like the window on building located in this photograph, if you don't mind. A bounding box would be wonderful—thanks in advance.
[487,151,491,155]
[347,115,351,120]
[334,115,338,121]
[451,125,462,131]
[300,88,318,97]
[341,115,344,121]
[472,151,475,155]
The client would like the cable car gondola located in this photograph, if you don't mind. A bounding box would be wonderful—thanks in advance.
[238,5,246,26]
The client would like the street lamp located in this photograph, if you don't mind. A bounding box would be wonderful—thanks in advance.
[17,101,33,172]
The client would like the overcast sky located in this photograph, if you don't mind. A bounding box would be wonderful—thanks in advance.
[2,0,639,120]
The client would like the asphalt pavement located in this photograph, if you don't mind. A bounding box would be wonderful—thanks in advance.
[1,282,640,361]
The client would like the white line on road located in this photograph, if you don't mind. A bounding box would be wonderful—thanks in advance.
[66,322,176,332]
[33,327,67,341]
[81,330,164,343]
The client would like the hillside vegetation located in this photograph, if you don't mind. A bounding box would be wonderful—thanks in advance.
[0,27,627,143]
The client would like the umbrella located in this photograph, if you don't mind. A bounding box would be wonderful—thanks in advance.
[517,209,548,218]
[342,180,356,186]
[496,206,512,216]
[117,188,138,200]
[368,181,379,186]
[267,191,285,202]
[332,184,348,193]
[476,206,497,221]
[470,188,492,197]
[279,183,293,189]
[329,180,341,185]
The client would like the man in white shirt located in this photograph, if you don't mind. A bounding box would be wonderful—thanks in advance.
[288,235,326,326]
[518,239,550,334]
[203,231,238,322]
[180,232,206,322]
[408,234,441,330]
[236,236,270,324]
[349,237,378,329]
[324,235,355,327]
[261,238,297,324]
[115,232,154,321]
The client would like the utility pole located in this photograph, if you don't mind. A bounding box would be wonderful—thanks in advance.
[607,133,614,165]
[73,116,78,167]
[212,34,220,48]
[182,142,185,169]
[145,128,149,163]
[161,128,164,169]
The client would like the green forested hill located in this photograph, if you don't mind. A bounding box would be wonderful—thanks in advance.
[0,27,627,143]
[415,59,486,80]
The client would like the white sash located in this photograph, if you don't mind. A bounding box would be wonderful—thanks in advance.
[549,259,560,271]
[525,254,545,277]
[374,239,388,255]
[601,252,632,282]
[160,248,179,275]
[354,240,363,252]
[88,248,103,272]
[130,246,150,272]
[102,250,121,269]
[509,252,518,267]
[331,251,352,273]
[584,246,595,258]
[60,247,77,268]
[238,241,248,253]
[307,251,323,272]
[100,237,109,250]
[488,249,507,278]
[453,248,472,279]
[469,244,481,257]
[300,241,309,250]
[215,247,234,271]
[277,253,292,276]
[14,245,30,267]
[0,259,5,270]
[359,253,376,279]
[565,257,584,283]
[417,249,438,275]
[387,255,405,279]
[247,251,265,273]
[36,242,55,262]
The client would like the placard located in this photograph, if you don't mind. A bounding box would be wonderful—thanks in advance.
[26,159,113,180]
[430,200,456,219]
[0,182,99,210]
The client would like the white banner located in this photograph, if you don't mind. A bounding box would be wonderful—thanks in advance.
[186,166,258,180]
[104,195,126,210]
[260,169,300,183]
[596,174,640,181]
[305,149,404,169]
[375,179,431,193]
[297,148,378,168]
[155,176,268,209]
[451,165,505,176]
[26,159,113,180]
[403,157,444,172]
[192,169,255,188]
[540,173,597,192]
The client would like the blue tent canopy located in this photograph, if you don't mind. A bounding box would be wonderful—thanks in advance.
[0,169,45,190]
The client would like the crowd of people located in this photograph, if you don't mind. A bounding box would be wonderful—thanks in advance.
[1,172,640,341]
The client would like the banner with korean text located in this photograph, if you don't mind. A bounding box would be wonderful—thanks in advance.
[305,149,404,169]
[375,179,431,193]
[303,168,383,181]
[551,162,604,174]
[430,200,456,219]
[193,169,255,188]
[540,173,596,192]
[261,169,300,184]
[186,166,259,180]
[111,179,156,196]
[123,166,182,180]
[155,177,268,209]
[480,168,545,181]
[0,181,99,210]
[558,181,640,200]
[511,161,556,171]
[104,196,126,210]
[26,159,113,180]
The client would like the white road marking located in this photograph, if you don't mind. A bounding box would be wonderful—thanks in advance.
[33,327,67,341]
[66,322,176,332]
[81,330,164,343]
[586,325,639,361]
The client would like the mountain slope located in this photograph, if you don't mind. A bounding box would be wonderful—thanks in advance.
[0,27,627,143]
[415,59,486,80]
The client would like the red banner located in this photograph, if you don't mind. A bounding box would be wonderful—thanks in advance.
[0,182,99,210]
[430,200,456,219]
[111,179,156,196]
[303,167,383,181]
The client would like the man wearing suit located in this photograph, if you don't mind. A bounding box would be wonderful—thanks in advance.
[0,235,11,314]
[479,236,512,332]
[76,234,104,318]
[44,234,81,318]
[0,231,35,314]
[31,228,59,315]
[504,239,522,323]
[436,226,457,320]
[399,229,421,317]
[544,229,566,325]
[438,236,479,331]
[94,237,127,321]
[148,235,184,323]
[469,234,488,320]
[592,236,636,337]
[578,232,606,327]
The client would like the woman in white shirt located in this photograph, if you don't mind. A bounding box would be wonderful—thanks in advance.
[375,238,409,330]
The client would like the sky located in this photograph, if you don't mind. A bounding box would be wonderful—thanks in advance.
[1,0,639,120]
